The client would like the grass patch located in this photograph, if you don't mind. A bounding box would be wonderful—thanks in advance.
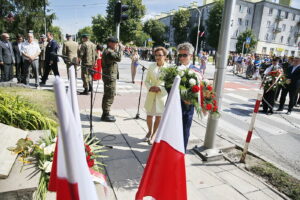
[0,87,57,121]
[249,162,300,200]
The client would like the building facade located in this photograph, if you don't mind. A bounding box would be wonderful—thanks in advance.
[156,0,300,56]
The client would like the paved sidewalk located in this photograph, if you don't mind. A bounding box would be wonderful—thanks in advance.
[80,108,285,200]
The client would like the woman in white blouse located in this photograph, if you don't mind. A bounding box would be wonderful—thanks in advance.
[144,47,169,144]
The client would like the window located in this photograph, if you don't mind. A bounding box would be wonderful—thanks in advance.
[293,14,296,21]
[270,48,274,54]
[284,50,289,55]
[285,12,289,19]
[278,10,281,17]
[290,26,293,32]
[272,34,276,41]
[291,51,295,56]
[287,37,291,44]
[247,7,251,14]
[262,47,267,54]
[265,33,269,41]
[245,20,249,27]
[269,8,273,15]
[267,21,271,27]
[280,36,284,43]
[235,30,239,37]
[239,5,243,13]
[282,24,286,31]
[238,18,242,25]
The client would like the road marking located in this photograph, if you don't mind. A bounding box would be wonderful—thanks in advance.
[225,93,250,102]
[238,88,250,91]
[224,88,235,91]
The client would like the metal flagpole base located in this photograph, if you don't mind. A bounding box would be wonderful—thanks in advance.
[193,145,223,162]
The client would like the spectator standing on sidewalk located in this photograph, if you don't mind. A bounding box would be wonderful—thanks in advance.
[12,35,24,83]
[277,56,300,115]
[144,47,168,145]
[40,32,60,85]
[38,34,48,78]
[131,49,139,83]
[261,57,281,115]
[101,37,122,122]
[21,33,41,88]
[0,33,15,82]
[200,51,208,76]
[78,34,96,95]
[62,34,79,79]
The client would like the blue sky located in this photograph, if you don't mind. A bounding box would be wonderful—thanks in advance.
[49,0,300,35]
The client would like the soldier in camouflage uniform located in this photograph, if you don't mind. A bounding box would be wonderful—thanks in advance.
[62,34,79,79]
[101,37,122,122]
[78,34,96,95]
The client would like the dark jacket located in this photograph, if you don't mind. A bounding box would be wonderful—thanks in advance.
[286,65,300,89]
[0,41,15,64]
[12,41,23,64]
[45,39,59,63]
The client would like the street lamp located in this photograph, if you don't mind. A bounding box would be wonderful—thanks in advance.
[193,7,202,65]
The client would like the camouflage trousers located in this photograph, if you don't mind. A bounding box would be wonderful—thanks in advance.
[81,65,92,89]
[102,77,116,115]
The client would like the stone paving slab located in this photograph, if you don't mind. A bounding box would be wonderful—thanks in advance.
[198,184,248,200]
[0,123,28,178]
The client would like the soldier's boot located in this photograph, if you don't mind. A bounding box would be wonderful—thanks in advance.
[101,113,116,122]
[79,88,89,95]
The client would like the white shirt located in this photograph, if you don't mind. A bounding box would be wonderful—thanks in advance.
[18,42,23,56]
[21,41,41,60]
[178,62,191,71]
[292,65,300,73]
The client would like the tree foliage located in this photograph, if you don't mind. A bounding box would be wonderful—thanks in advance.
[172,9,191,45]
[77,26,96,42]
[143,19,166,46]
[92,14,111,44]
[236,29,257,53]
[48,26,62,42]
[206,0,224,50]
[0,0,55,38]
[106,0,146,44]
[133,30,150,47]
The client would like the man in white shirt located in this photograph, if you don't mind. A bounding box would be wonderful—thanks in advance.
[21,33,41,88]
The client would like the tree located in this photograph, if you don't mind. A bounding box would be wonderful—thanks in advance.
[92,14,111,44]
[236,29,257,53]
[48,26,62,42]
[172,9,191,45]
[206,0,224,50]
[133,30,150,47]
[77,26,96,42]
[106,0,146,43]
[143,19,166,46]
[0,0,56,38]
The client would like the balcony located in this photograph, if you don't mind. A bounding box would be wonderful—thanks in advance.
[275,15,284,21]
[273,27,282,33]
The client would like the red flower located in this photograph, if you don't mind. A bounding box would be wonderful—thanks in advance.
[85,144,91,152]
[213,106,218,112]
[207,85,213,91]
[212,94,215,98]
[86,155,91,161]
[87,159,94,168]
[206,104,213,110]
[213,100,217,105]
[192,85,200,93]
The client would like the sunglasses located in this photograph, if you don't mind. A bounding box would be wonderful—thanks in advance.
[178,54,188,58]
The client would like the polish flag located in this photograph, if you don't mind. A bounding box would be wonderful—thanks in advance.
[48,76,98,200]
[136,76,187,200]
[199,31,205,37]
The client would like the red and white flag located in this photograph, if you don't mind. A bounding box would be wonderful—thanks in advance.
[48,76,98,200]
[136,76,187,200]
[199,31,205,37]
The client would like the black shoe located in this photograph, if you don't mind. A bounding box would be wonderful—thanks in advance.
[79,89,89,95]
[277,108,283,111]
[101,114,116,122]
[286,111,291,115]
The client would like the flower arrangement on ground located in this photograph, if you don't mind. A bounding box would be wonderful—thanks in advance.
[263,69,285,91]
[8,134,106,200]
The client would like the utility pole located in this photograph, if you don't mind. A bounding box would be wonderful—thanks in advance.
[193,0,236,161]
[44,0,47,35]
[194,7,202,65]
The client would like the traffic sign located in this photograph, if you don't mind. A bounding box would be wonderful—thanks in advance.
[245,37,251,44]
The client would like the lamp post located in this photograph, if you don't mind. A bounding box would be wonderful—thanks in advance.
[193,7,202,65]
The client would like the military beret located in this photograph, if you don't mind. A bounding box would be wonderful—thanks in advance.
[66,34,72,38]
[107,36,119,43]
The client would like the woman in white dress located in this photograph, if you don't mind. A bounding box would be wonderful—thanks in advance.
[144,47,169,144]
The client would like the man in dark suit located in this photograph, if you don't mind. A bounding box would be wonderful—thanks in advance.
[278,56,300,115]
[40,32,59,85]
[12,35,24,83]
[0,33,15,82]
